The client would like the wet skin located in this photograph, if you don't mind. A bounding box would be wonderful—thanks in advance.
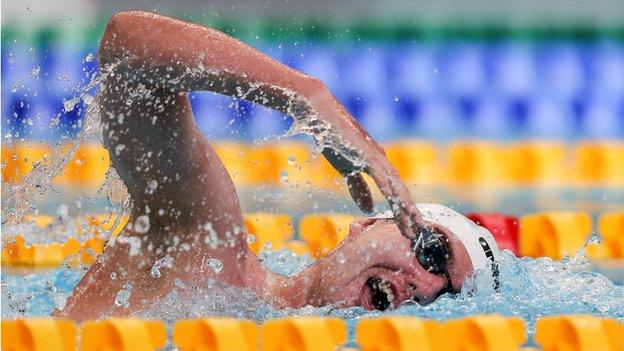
[53,11,472,321]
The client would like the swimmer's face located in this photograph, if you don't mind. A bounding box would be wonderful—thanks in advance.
[307,218,473,310]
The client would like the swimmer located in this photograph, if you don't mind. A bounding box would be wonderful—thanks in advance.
[54,11,500,321]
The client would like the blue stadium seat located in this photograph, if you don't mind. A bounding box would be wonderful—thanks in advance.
[297,45,341,92]
[587,42,624,99]
[44,45,85,97]
[536,42,585,100]
[358,94,401,140]
[412,97,464,140]
[579,95,624,138]
[338,45,388,97]
[439,42,486,100]
[524,96,577,139]
[248,105,292,139]
[44,94,85,138]
[3,93,32,138]
[189,92,233,139]
[389,44,440,98]
[488,42,536,100]
[470,94,515,139]
[3,39,624,141]
[28,96,62,141]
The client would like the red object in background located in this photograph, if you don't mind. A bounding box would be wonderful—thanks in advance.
[465,213,520,256]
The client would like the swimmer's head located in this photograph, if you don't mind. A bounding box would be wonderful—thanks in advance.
[304,203,500,310]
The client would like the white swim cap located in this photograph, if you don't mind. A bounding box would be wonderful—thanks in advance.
[374,203,500,272]
[416,203,500,273]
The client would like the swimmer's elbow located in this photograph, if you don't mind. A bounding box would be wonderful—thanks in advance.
[98,11,156,64]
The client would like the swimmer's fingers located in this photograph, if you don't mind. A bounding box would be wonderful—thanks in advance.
[321,147,373,212]
[346,173,374,213]
[368,160,425,239]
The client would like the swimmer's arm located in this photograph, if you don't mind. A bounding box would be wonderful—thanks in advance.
[99,11,426,239]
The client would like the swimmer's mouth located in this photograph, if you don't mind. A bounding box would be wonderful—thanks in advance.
[362,277,398,311]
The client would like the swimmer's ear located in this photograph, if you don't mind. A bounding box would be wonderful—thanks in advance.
[347,173,374,214]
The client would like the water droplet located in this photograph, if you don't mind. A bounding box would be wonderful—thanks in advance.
[174,278,186,289]
[114,144,126,155]
[146,179,158,194]
[133,215,150,234]
[336,252,346,265]
[116,236,142,256]
[206,258,223,274]
[63,97,80,112]
[114,284,133,308]
[203,222,219,249]
[151,255,174,278]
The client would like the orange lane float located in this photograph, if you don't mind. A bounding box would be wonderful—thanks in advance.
[80,318,166,351]
[1,318,77,351]
[262,317,347,351]
[575,141,624,185]
[443,315,527,351]
[597,212,624,258]
[174,318,258,351]
[1,142,51,183]
[519,211,592,259]
[448,141,511,184]
[244,213,294,253]
[356,316,445,351]
[299,213,358,258]
[508,141,567,184]
[54,143,110,188]
[385,140,439,184]
[535,315,624,351]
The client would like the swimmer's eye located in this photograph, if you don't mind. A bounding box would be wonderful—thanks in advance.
[366,277,394,311]
[412,228,450,274]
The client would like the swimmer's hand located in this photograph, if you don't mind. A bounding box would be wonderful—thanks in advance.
[315,100,427,240]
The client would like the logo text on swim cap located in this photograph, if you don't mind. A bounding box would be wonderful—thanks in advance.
[478,237,495,261]
[478,237,500,289]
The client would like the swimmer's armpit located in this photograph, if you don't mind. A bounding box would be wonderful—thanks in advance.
[99,10,426,240]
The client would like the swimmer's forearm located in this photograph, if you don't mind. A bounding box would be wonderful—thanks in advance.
[99,11,324,114]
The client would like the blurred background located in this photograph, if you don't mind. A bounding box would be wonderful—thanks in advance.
[2,0,623,216]
[3,0,624,141]
[3,0,624,319]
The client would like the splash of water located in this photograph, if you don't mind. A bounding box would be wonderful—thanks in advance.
[3,250,622,332]
[2,59,131,227]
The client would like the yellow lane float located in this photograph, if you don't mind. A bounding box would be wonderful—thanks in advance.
[1,318,77,351]
[81,318,166,351]
[535,315,624,351]
[356,316,445,351]
[444,315,526,351]
[262,317,347,351]
[174,318,257,351]
[299,213,358,258]
[519,212,592,259]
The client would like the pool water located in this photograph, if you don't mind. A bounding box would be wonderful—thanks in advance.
[3,247,623,345]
